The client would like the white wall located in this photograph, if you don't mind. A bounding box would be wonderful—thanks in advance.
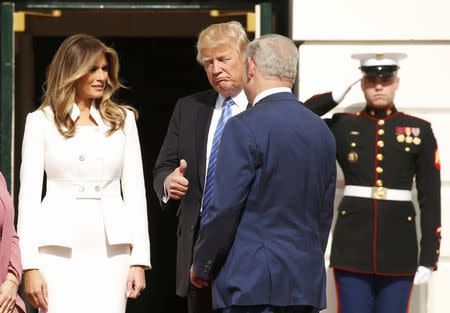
[292,0,450,40]
[291,1,450,312]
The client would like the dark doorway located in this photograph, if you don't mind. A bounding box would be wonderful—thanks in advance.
[27,36,212,313]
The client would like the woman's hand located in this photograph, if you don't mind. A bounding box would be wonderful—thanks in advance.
[24,269,48,312]
[0,273,18,313]
[126,266,146,299]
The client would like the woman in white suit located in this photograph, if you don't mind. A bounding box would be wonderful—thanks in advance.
[17,34,150,313]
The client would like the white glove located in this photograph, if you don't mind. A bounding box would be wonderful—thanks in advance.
[331,75,363,104]
[413,266,433,285]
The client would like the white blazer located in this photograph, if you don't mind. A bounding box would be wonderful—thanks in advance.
[17,104,151,270]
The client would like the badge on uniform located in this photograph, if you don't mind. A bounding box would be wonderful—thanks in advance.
[396,126,421,145]
[412,127,421,145]
[348,131,359,163]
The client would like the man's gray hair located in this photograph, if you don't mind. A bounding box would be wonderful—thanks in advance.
[246,34,298,82]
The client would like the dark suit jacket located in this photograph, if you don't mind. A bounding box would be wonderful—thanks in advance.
[192,92,337,310]
[153,89,218,297]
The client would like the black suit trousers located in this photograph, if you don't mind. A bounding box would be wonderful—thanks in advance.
[187,282,213,313]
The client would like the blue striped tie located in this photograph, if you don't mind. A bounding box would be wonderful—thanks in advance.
[201,97,234,224]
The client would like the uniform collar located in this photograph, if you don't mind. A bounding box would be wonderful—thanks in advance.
[362,104,397,119]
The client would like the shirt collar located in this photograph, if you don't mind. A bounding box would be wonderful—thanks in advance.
[253,87,292,105]
[217,89,248,111]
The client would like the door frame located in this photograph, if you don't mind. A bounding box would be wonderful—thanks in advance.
[0,2,14,188]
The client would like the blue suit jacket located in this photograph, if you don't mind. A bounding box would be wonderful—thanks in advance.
[192,92,336,310]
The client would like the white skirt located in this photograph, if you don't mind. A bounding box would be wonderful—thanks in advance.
[38,199,131,313]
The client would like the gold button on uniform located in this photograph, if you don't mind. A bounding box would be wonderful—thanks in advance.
[405,147,411,152]
[377,141,384,148]
[378,129,385,135]
[351,142,357,147]
[347,151,358,163]
[376,180,383,187]
[407,216,413,222]
[341,210,346,216]
[376,154,384,161]
[378,120,385,126]
[376,167,383,174]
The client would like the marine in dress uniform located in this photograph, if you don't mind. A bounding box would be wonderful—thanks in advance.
[303,53,441,313]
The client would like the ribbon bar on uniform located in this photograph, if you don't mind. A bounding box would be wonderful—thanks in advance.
[344,185,412,201]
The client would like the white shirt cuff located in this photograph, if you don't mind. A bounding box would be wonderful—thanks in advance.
[162,182,169,203]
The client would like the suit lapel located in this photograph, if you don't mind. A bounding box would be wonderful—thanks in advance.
[196,90,218,192]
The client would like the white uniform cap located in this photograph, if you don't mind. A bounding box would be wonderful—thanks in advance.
[351,52,407,77]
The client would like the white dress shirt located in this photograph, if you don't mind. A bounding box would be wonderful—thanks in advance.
[204,90,248,173]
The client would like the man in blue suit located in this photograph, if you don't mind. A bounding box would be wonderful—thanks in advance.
[190,34,337,313]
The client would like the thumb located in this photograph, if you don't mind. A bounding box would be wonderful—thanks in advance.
[126,277,133,298]
[179,159,187,176]
[42,282,49,304]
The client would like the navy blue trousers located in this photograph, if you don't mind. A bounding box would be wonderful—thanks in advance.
[333,269,414,313]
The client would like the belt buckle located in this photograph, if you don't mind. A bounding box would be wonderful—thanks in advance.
[371,187,387,200]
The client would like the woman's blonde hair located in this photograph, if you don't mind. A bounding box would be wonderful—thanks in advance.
[39,33,135,137]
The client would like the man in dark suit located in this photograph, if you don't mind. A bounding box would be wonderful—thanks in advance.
[153,21,249,313]
[190,34,336,313]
